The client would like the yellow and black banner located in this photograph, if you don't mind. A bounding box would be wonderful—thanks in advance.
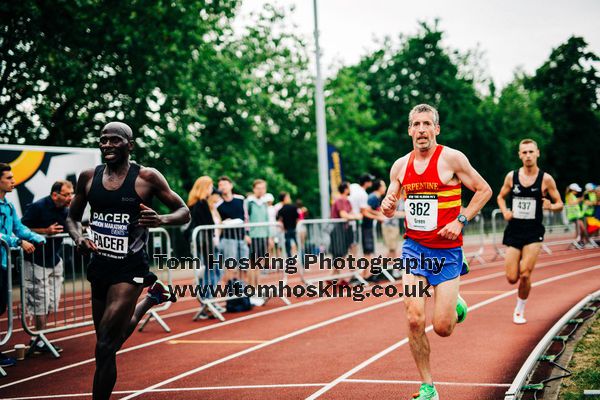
[0,145,101,217]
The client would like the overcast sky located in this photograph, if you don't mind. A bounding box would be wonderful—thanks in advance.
[236,0,600,88]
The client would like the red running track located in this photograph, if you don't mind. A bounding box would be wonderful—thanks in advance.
[0,246,599,400]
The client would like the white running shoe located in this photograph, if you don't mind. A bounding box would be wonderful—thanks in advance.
[250,296,266,306]
[513,311,527,324]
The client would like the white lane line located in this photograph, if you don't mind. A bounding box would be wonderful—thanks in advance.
[119,299,405,399]
[0,296,330,390]
[3,309,202,353]
[343,378,511,388]
[2,383,328,400]
[3,253,597,392]
[119,259,599,400]
[305,265,600,399]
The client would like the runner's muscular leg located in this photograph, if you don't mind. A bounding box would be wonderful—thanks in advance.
[92,282,143,400]
[432,277,460,337]
[91,284,107,340]
[403,272,433,385]
[518,242,542,300]
[505,247,522,284]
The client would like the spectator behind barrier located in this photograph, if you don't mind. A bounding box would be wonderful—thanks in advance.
[382,192,405,261]
[565,183,589,247]
[296,199,309,258]
[0,163,46,368]
[276,192,299,258]
[216,176,250,294]
[364,179,388,282]
[348,173,375,256]
[264,193,281,256]
[21,180,74,355]
[186,176,223,319]
[583,183,600,238]
[329,182,362,285]
[245,179,271,306]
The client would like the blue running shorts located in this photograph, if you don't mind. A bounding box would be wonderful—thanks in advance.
[401,238,469,286]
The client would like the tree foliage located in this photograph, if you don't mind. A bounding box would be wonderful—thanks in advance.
[1,3,597,214]
[526,37,600,191]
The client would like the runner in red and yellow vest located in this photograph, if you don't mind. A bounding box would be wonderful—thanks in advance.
[380,104,492,400]
[403,144,462,249]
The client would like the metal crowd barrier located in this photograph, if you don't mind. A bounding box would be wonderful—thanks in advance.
[19,233,91,358]
[462,212,485,265]
[18,228,173,358]
[191,221,291,322]
[491,209,506,260]
[372,217,405,281]
[297,214,486,284]
[296,218,376,285]
[138,227,174,332]
[0,240,14,377]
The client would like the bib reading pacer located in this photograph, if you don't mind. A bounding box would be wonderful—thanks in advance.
[402,145,463,249]
[87,163,148,261]
[90,212,130,259]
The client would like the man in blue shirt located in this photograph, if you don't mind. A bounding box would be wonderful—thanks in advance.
[364,179,387,282]
[216,176,249,283]
[0,163,45,367]
[22,180,74,355]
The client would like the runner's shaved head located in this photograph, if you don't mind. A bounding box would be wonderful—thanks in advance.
[101,122,133,141]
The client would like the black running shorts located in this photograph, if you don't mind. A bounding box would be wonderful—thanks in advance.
[87,252,150,302]
[502,224,545,250]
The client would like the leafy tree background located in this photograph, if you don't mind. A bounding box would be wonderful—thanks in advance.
[1,1,598,215]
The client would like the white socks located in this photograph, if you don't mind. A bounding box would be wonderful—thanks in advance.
[513,297,527,324]
[515,297,527,315]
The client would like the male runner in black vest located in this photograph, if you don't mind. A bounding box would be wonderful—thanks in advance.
[66,122,190,400]
[497,139,562,324]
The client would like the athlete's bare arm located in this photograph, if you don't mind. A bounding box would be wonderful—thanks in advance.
[381,156,408,218]
[438,149,492,240]
[137,167,190,227]
[66,169,98,252]
[542,173,563,212]
[339,209,361,221]
[497,171,514,221]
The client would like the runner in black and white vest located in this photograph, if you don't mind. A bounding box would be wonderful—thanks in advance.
[497,138,563,325]
[66,121,190,400]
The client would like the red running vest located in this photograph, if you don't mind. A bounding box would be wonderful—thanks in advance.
[402,145,462,248]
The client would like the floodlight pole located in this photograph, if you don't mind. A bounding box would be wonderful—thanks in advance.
[313,0,330,218]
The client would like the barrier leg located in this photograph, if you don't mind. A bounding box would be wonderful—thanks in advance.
[28,333,60,359]
[138,310,171,333]
[381,269,396,283]
[542,244,552,255]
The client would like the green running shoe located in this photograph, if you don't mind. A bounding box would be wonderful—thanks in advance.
[411,383,439,400]
[456,294,468,323]
[462,251,470,274]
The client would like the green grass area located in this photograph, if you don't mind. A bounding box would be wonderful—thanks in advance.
[560,312,600,400]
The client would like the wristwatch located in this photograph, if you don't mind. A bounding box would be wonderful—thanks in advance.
[16,239,23,246]
[457,214,469,227]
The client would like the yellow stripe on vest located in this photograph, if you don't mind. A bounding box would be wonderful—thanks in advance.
[438,200,462,209]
